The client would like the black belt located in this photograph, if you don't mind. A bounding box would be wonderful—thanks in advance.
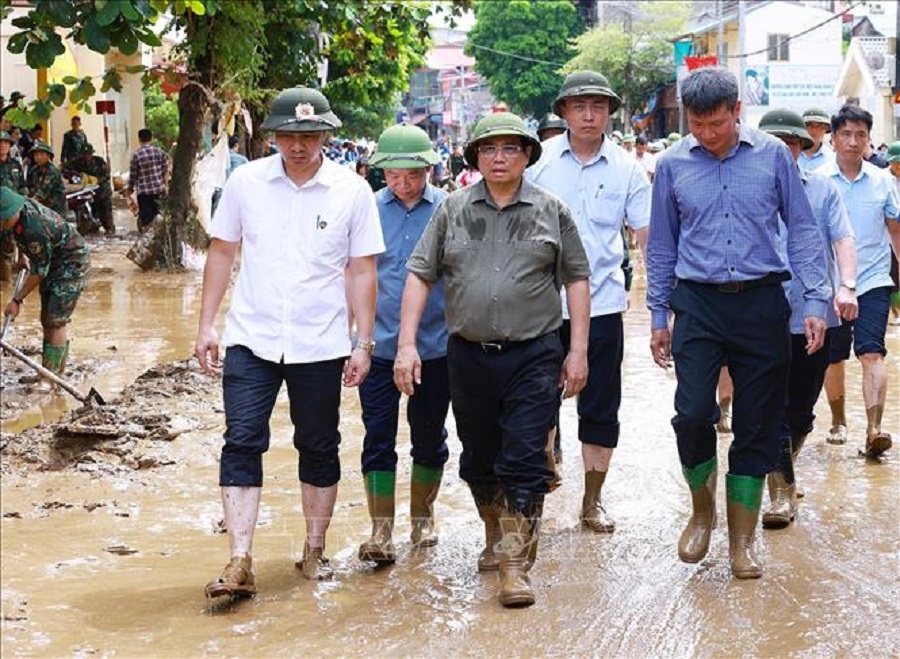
[454,333,550,354]
[686,272,790,294]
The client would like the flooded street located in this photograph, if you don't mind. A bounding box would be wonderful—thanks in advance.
[1,227,899,657]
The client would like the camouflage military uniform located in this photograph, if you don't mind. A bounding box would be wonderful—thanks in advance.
[61,129,88,166]
[5,198,90,328]
[26,161,67,218]
[0,153,26,281]
[69,154,114,233]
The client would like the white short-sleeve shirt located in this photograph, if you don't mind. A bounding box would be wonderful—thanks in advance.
[212,154,385,363]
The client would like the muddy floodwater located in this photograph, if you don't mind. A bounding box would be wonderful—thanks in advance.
[1,221,899,657]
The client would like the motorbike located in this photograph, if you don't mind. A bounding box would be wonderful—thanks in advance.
[63,172,101,236]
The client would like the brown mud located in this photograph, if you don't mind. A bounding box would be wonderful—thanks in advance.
[1,222,899,657]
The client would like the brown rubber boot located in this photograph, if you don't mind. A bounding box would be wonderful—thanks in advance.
[471,483,503,572]
[678,457,717,563]
[206,555,256,598]
[410,464,442,548]
[358,471,396,564]
[762,471,796,530]
[497,510,537,608]
[726,474,764,579]
[581,470,615,533]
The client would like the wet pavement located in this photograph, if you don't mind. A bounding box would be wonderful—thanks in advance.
[1,231,899,657]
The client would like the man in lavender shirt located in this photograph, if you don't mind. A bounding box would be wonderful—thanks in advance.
[646,67,830,580]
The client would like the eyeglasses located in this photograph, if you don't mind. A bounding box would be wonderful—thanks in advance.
[477,144,524,158]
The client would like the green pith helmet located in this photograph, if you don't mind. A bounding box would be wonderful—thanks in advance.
[802,107,832,131]
[886,141,900,163]
[260,86,341,133]
[666,132,682,144]
[759,108,814,151]
[464,112,542,169]
[621,133,636,143]
[369,123,440,169]
[537,113,568,135]
[0,188,26,222]
[552,70,622,116]
[30,141,54,157]
[0,130,12,143]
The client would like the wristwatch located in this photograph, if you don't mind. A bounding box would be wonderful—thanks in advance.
[840,279,857,291]
[355,338,376,353]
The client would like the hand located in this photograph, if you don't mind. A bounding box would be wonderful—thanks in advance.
[803,316,826,355]
[393,344,421,396]
[559,350,587,398]
[650,328,672,369]
[4,300,20,321]
[194,326,221,375]
[343,348,371,387]
[834,286,858,322]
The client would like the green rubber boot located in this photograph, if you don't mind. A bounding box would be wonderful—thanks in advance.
[678,456,717,563]
[358,471,396,564]
[726,474,765,579]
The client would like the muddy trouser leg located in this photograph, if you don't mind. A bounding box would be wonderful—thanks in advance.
[95,194,114,233]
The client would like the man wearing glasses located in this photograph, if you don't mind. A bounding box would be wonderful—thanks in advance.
[529,71,651,536]
[394,112,591,608]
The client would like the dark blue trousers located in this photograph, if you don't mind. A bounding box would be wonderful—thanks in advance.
[220,345,344,488]
[359,356,450,474]
[669,281,791,477]
[776,330,832,484]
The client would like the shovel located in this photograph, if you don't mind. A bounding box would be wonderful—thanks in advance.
[0,337,106,406]
[1,269,27,340]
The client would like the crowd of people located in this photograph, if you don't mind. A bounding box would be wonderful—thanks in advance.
[3,66,897,611]
[190,67,898,612]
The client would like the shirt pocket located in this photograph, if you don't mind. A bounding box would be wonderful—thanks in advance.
[586,189,625,228]
[509,240,556,282]
[312,215,350,265]
[444,238,483,281]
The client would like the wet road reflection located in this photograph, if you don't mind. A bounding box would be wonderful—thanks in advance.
[1,246,898,656]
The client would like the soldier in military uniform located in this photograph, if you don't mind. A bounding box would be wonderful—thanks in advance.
[68,143,115,235]
[1,188,90,380]
[26,143,66,218]
[61,116,88,167]
[0,130,26,281]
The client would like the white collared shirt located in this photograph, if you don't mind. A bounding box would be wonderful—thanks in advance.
[212,154,385,363]
[529,132,651,317]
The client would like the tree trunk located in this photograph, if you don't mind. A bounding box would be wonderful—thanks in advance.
[136,82,218,270]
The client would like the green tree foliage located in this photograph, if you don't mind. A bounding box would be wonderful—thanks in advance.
[563,1,690,127]
[143,81,179,150]
[466,0,583,118]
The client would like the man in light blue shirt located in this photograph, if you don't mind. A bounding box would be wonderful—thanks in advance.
[647,67,829,580]
[819,105,900,460]
[356,124,451,565]
[529,70,651,535]
[798,107,836,173]
[756,109,858,530]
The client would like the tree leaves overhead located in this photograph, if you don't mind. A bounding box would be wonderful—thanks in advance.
[564,1,690,126]
[467,0,584,118]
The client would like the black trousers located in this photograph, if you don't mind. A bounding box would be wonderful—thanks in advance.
[669,281,791,477]
[448,333,563,510]
[136,193,161,228]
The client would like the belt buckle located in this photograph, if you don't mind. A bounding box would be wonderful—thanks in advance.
[718,281,742,294]
[481,341,503,354]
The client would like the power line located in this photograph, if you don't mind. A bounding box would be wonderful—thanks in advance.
[465,42,567,68]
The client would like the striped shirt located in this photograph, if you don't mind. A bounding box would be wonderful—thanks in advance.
[129,144,169,196]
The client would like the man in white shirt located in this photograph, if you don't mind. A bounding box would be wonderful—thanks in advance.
[196,87,385,598]
[634,135,656,182]
[529,70,651,537]
[799,107,836,173]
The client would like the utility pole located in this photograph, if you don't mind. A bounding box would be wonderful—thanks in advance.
[716,0,725,63]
